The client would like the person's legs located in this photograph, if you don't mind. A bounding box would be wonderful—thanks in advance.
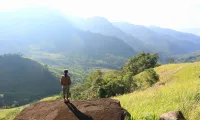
[63,85,69,102]
[66,85,70,99]
[62,86,66,100]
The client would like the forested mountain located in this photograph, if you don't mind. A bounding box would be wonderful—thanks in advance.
[0,54,60,107]
[70,17,200,57]
[0,8,135,70]
[149,26,200,44]
[113,22,180,54]
[176,51,200,63]
[1,7,200,72]
[70,17,150,52]
[149,26,200,54]
[0,8,77,54]
[180,28,200,36]
[114,22,200,55]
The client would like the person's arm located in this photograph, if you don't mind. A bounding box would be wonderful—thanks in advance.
[60,76,63,85]
[69,77,71,85]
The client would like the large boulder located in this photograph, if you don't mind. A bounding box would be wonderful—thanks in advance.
[14,98,130,120]
[159,110,186,120]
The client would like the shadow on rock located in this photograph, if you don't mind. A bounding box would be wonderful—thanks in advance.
[65,102,93,120]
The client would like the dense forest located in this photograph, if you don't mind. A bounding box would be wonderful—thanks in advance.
[0,54,60,107]
[176,51,200,63]
[70,52,160,100]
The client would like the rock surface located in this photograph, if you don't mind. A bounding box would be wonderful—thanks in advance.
[160,110,186,120]
[14,98,129,120]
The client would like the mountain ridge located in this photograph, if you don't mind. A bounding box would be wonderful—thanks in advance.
[114,22,200,55]
[70,16,150,52]
[0,8,136,69]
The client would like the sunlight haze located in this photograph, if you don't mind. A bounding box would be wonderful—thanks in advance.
[2,1,200,119]
[0,0,200,29]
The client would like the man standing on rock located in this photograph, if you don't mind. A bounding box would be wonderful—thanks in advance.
[60,69,71,103]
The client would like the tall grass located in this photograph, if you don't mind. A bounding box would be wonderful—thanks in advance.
[0,107,24,120]
[114,62,200,120]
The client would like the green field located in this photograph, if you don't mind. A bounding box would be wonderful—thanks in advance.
[114,62,200,120]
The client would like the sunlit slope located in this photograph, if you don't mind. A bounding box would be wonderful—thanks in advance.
[115,62,200,120]
[0,107,24,120]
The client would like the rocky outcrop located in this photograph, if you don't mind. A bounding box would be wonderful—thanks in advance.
[14,98,130,120]
[160,110,186,120]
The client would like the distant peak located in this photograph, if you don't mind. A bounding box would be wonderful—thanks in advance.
[87,16,110,23]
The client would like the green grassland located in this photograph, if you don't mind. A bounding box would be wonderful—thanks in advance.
[0,107,24,120]
[114,62,200,120]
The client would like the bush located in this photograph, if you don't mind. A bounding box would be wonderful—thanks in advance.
[133,68,159,90]
[122,52,159,75]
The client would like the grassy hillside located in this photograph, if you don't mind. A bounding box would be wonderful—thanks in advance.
[0,107,24,120]
[72,16,149,52]
[114,62,200,119]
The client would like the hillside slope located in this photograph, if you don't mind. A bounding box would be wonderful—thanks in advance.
[180,28,200,36]
[70,17,150,52]
[149,26,200,54]
[115,62,200,119]
[176,52,200,63]
[0,8,135,70]
[0,54,60,107]
[0,106,24,120]
[114,22,200,55]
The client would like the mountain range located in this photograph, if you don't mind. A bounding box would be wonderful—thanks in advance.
[180,28,200,36]
[70,16,200,55]
[0,8,200,67]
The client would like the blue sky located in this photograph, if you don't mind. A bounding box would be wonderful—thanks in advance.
[0,0,199,29]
